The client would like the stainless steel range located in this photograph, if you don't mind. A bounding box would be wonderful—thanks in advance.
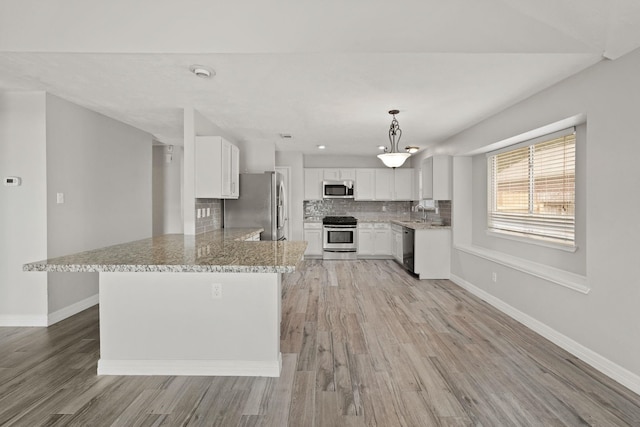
[322,216,358,260]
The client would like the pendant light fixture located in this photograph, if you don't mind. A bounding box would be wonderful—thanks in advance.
[377,110,411,168]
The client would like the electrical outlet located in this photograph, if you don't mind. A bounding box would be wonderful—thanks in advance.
[492,272,497,283]
[56,192,65,204]
[211,283,222,299]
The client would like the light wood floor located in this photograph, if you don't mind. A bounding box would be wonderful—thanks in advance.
[1,260,639,426]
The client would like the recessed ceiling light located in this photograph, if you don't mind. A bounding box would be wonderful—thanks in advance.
[317,145,326,150]
[189,65,215,79]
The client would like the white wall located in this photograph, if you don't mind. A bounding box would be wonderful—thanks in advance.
[153,144,183,236]
[443,48,640,392]
[276,151,303,241]
[238,140,275,173]
[0,92,48,325]
[304,154,411,168]
[45,94,152,315]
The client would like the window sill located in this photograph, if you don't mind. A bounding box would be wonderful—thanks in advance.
[486,229,578,253]
[454,243,589,294]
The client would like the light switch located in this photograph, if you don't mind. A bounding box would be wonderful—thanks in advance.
[4,177,21,186]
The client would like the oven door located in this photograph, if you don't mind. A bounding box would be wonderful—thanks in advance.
[323,225,357,250]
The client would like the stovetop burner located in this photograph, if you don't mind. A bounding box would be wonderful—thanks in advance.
[322,216,358,226]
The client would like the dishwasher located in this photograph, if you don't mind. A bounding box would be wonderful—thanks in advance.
[402,226,415,273]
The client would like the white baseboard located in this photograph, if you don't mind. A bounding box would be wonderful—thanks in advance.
[48,294,99,326]
[0,294,98,327]
[450,274,640,396]
[97,353,283,377]
[0,314,48,327]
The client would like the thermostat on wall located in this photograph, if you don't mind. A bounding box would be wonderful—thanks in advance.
[4,177,22,186]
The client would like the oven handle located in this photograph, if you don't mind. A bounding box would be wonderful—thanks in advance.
[323,225,357,229]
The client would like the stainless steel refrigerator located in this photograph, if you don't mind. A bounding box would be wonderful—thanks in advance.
[223,171,286,240]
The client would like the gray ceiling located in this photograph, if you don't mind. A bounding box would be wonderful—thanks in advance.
[1,0,640,155]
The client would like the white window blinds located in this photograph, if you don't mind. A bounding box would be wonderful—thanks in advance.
[487,129,576,246]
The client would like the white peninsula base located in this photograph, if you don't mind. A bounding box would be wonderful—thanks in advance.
[97,271,282,377]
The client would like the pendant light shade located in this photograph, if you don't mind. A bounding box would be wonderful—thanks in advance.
[377,152,411,168]
[377,110,411,168]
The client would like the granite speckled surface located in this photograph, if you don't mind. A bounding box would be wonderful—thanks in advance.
[23,228,307,274]
[357,215,411,223]
[390,220,451,230]
[304,215,449,230]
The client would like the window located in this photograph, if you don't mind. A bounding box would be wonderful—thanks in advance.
[487,128,576,247]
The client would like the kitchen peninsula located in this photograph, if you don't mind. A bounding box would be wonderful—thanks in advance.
[24,229,307,377]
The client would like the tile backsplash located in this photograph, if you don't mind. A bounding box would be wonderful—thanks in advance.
[412,200,452,226]
[305,199,412,220]
[195,199,222,234]
[304,199,452,226]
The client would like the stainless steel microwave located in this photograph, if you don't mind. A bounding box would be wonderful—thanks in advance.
[322,180,355,198]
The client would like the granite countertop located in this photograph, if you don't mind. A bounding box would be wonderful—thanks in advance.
[303,215,450,230]
[389,220,451,230]
[23,228,308,274]
[356,215,411,223]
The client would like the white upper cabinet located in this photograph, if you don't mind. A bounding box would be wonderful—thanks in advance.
[221,140,239,198]
[195,136,240,199]
[304,168,324,200]
[356,168,415,201]
[393,168,415,201]
[323,168,356,181]
[230,143,239,198]
[305,167,416,201]
[355,169,375,200]
[374,169,394,200]
[421,155,452,200]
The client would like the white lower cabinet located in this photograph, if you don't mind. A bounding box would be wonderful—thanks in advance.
[358,225,374,255]
[303,223,323,257]
[358,223,391,257]
[391,224,403,262]
[414,228,451,279]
